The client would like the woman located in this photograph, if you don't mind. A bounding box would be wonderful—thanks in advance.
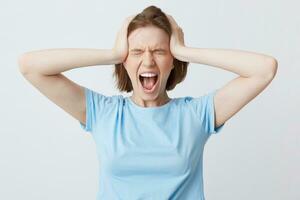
[18,5,278,200]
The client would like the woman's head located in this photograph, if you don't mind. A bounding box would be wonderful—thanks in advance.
[113,5,188,99]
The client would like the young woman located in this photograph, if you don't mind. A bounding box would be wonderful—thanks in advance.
[18,5,277,200]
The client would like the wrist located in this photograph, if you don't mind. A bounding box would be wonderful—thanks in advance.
[172,45,187,62]
[111,49,125,64]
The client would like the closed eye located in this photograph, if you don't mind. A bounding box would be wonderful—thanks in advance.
[131,50,142,55]
[154,50,165,54]
[130,49,166,55]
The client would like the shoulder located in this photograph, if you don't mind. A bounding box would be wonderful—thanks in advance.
[176,90,217,112]
[171,96,200,112]
[176,94,209,105]
[83,87,124,107]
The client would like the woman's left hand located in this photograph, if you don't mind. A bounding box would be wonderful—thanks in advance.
[167,15,185,58]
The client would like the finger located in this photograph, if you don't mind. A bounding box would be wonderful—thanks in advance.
[167,15,180,29]
[119,15,135,32]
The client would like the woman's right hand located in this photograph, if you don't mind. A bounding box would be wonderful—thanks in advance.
[112,15,136,64]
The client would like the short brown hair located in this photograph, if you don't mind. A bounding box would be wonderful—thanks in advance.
[113,5,189,93]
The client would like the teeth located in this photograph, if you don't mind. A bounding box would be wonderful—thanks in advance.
[140,73,157,77]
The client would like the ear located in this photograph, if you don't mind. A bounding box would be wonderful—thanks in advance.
[171,59,175,69]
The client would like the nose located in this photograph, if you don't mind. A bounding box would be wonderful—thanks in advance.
[142,50,155,67]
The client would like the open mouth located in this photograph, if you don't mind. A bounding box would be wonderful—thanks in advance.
[139,74,159,92]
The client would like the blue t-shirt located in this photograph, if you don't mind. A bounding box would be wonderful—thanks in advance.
[79,87,225,200]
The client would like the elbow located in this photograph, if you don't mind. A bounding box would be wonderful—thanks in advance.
[267,57,278,73]
[261,57,278,79]
[18,53,31,75]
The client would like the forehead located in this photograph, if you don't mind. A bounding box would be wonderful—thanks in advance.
[128,26,169,49]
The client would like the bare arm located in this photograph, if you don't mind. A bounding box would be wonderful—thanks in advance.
[18,15,136,128]
[173,46,277,78]
[17,48,118,127]
[18,48,119,75]
[18,15,136,75]
[18,48,121,128]
[175,46,277,129]
[167,15,278,131]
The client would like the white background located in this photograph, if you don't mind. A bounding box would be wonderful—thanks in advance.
[1,0,299,199]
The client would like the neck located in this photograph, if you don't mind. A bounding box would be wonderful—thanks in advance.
[130,92,171,108]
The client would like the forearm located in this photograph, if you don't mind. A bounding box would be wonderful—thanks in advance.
[175,46,278,78]
[18,48,118,75]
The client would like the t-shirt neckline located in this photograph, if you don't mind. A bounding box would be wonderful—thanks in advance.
[126,97,174,110]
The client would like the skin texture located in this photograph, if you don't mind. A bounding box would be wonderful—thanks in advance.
[123,26,175,107]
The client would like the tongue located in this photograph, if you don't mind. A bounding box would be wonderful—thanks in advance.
[142,77,157,90]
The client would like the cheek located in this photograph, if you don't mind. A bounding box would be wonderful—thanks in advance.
[157,54,173,66]
[123,61,138,79]
[159,60,174,73]
[124,56,139,69]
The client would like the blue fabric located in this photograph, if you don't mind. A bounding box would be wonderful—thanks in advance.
[79,87,225,200]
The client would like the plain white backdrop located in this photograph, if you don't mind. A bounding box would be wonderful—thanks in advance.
[1,0,299,199]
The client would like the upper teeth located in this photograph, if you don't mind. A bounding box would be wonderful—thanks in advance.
[140,73,157,77]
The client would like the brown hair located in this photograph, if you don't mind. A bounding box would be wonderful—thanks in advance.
[113,5,189,93]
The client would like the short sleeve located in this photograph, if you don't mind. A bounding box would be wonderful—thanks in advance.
[193,89,226,135]
[79,87,108,133]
